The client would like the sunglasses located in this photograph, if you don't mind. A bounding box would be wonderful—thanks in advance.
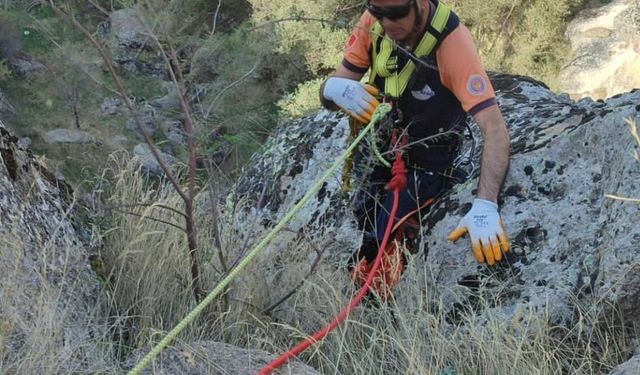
[366,0,415,21]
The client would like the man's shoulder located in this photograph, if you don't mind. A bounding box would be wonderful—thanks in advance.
[436,23,477,61]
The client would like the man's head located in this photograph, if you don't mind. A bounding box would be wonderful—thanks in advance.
[366,0,427,44]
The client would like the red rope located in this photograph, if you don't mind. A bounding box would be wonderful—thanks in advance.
[258,135,408,375]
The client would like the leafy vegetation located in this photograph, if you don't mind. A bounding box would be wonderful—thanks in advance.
[0,0,593,184]
[448,0,585,88]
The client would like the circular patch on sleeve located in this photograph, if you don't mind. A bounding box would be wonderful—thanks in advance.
[467,74,487,96]
[347,34,358,49]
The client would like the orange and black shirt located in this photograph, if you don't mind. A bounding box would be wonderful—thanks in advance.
[342,0,497,168]
[342,0,497,129]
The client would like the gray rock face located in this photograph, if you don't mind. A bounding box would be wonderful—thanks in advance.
[0,121,101,373]
[151,81,182,111]
[7,52,45,77]
[18,136,31,148]
[232,73,640,361]
[0,88,15,115]
[125,108,157,140]
[133,143,179,174]
[560,0,640,99]
[127,341,320,375]
[106,9,165,77]
[421,75,640,328]
[100,97,122,116]
[610,347,640,374]
[161,119,186,149]
[44,128,96,144]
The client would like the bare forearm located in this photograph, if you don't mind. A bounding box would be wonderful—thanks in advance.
[474,106,510,202]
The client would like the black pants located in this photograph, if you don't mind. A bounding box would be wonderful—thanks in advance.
[352,151,448,242]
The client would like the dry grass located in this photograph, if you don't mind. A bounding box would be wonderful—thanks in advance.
[0,180,114,373]
[250,261,633,375]
[2,148,636,374]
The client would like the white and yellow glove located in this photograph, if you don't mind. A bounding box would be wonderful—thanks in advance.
[323,77,380,123]
[448,199,510,265]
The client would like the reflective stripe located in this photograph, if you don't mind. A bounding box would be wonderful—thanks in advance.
[369,2,451,99]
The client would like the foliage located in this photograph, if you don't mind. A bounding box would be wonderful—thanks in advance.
[248,0,359,76]
[0,1,638,373]
[185,24,311,170]
[448,0,586,88]
[277,77,323,119]
[83,159,636,373]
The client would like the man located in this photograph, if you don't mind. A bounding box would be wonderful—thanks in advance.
[320,0,511,297]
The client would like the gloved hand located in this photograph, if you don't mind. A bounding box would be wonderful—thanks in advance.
[323,77,380,123]
[448,199,510,265]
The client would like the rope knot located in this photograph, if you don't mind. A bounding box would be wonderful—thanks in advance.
[385,130,408,191]
[387,155,408,191]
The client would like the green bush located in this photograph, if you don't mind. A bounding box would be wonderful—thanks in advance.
[277,77,323,119]
[248,0,359,76]
[449,0,585,89]
[506,0,583,88]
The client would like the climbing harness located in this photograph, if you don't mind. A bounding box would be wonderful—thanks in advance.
[349,129,432,300]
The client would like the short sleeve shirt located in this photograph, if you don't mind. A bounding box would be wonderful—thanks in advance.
[342,8,496,115]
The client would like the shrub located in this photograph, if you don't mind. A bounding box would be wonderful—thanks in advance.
[248,0,358,76]
[277,77,323,119]
[448,0,584,88]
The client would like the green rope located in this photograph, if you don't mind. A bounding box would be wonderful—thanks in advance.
[127,104,392,375]
[368,127,391,168]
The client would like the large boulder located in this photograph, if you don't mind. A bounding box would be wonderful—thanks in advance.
[132,142,180,174]
[230,73,640,366]
[419,75,640,328]
[229,110,360,309]
[0,121,102,373]
[7,51,46,77]
[105,8,165,77]
[43,128,96,144]
[559,0,640,99]
[610,347,640,375]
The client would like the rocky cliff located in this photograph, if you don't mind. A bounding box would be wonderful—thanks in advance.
[560,0,640,100]
[0,120,101,373]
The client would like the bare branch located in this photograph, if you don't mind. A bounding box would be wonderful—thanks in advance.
[136,4,199,201]
[111,208,187,232]
[204,63,259,119]
[46,1,189,204]
[136,2,206,301]
[109,203,187,218]
[228,184,268,270]
[262,236,331,315]
[210,0,222,37]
